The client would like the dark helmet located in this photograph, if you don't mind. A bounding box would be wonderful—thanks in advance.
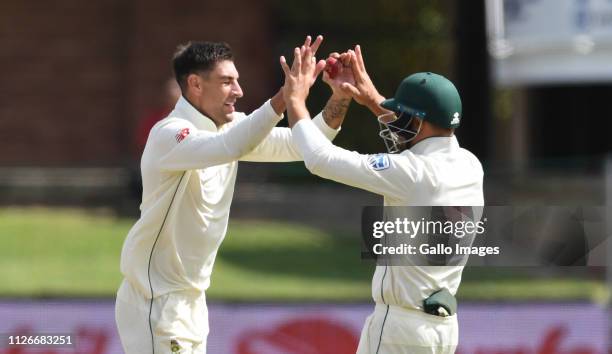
[377,72,462,152]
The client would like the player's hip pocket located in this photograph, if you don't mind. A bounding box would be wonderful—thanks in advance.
[153,289,209,346]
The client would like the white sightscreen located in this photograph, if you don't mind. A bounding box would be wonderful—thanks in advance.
[486,0,612,86]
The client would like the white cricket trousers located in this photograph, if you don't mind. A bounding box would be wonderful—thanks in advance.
[115,279,209,354]
[356,304,458,354]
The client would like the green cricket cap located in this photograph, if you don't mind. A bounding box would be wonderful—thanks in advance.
[381,72,462,129]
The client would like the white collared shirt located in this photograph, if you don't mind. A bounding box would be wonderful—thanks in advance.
[292,119,484,310]
[119,97,338,299]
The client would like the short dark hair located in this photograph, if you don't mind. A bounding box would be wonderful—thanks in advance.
[172,41,233,91]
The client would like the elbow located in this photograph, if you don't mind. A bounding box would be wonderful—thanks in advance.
[303,156,317,173]
[302,151,324,175]
[228,147,245,161]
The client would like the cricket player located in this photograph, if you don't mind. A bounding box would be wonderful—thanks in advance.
[115,36,350,353]
[280,45,484,353]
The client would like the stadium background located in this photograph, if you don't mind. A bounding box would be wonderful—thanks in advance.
[0,0,610,353]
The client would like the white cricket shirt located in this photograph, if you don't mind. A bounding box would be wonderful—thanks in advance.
[292,119,484,310]
[119,97,338,299]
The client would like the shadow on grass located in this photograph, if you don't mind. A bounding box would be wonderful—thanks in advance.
[218,224,373,283]
[218,222,605,285]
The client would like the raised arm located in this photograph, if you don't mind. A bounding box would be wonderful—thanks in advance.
[280,45,326,128]
[291,118,424,197]
[155,100,283,171]
[281,44,424,197]
[242,46,358,162]
[240,35,345,162]
[238,114,339,162]
[319,51,354,129]
[155,35,333,169]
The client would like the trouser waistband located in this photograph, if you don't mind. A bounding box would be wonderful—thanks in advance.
[375,303,457,320]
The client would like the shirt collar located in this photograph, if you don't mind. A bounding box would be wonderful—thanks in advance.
[171,95,218,132]
[406,135,459,155]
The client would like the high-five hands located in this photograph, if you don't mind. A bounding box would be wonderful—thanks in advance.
[280,35,326,127]
[270,35,325,115]
[279,39,389,126]
[339,45,389,116]
[280,36,326,104]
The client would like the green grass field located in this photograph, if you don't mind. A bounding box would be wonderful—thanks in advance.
[0,208,607,302]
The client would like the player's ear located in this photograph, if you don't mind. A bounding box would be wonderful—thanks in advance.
[186,73,202,94]
[412,117,423,130]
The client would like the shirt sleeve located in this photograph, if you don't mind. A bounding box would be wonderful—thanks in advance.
[239,112,340,162]
[291,119,432,198]
[154,100,283,171]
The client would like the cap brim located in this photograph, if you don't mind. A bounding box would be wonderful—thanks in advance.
[380,99,427,118]
[380,98,397,112]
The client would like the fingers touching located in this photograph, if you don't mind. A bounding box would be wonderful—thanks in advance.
[281,37,376,104]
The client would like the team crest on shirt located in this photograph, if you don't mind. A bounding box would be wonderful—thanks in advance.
[368,154,390,171]
[175,128,190,143]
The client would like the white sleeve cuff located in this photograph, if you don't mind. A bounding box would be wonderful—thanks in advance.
[292,119,331,156]
[311,112,340,140]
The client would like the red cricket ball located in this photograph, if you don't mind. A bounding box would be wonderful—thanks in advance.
[325,57,341,79]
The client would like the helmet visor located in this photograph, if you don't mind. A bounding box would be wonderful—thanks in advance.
[377,111,422,153]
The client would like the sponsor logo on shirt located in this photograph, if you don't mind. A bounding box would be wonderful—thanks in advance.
[175,128,190,143]
[368,154,390,171]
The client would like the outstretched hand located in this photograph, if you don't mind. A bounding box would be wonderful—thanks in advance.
[280,42,326,104]
[280,36,326,126]
[338,45,388,115]
[271,35,325,115]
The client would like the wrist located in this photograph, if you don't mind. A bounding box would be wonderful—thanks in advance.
[286,96,307,109]
[366,93,387,116]
[367,92,384,107]
[330,88,352,100]
[270,90,286,116]
[286,98,310,128]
